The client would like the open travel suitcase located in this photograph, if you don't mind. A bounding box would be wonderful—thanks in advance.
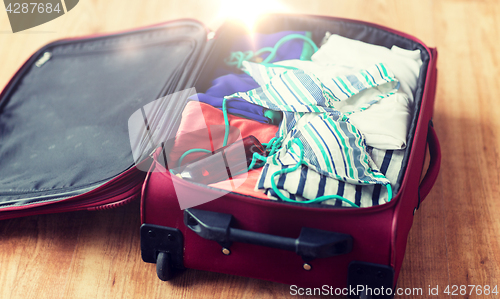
[0,14,440,298]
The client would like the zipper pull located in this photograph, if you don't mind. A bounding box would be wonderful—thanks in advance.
[35,52,52,68]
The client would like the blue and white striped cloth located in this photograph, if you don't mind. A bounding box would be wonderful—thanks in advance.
[241,61,400,114]
[224,62,400,205]
[259,148,404,206]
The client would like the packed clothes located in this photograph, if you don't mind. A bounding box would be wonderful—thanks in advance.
[168,31,422,207]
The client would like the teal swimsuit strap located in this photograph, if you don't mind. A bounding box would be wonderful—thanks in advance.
[177,98,231,168]
[225,33,319,68]
[267,138,393,207]
[260,34,318,64]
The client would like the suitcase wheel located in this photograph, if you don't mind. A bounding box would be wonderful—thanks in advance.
[156,251,174,281]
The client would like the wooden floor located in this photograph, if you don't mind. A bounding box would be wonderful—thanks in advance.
[1,0,499,298]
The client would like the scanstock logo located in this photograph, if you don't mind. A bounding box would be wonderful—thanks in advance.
[4,0,79,33]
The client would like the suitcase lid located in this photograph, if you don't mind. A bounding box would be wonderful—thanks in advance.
[0,19,209,218]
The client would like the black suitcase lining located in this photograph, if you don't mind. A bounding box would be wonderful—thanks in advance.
[0,21,207,205]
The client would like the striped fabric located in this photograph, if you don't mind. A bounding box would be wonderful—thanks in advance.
[224,63,400,203]
[259,148,404,207]
[269,113,389,185]
[241,61,399,113]
[238,62,400,136]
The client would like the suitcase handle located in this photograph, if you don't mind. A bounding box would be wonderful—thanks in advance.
[184,208,352,262]
[418,122,441,205]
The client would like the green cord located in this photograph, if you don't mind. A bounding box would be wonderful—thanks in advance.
[225,33,318,68]
[177,98,231,168]
[177,148,212,168]
[300,31,315,61]
[254,47,274,59]
[225,51,256,68]
[267,138,360,208]
[386,183,393,202]
[249,136,283,171]
[260,34,319,64]
[222,98,230,147]
[247,152,268,171]
[268,139,394,206]
[248,137,282,171]
[257,137,394,206]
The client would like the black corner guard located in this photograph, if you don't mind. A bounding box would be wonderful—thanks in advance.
[184,208,352,262]
[347,261,395,299]
[140,224,184,270]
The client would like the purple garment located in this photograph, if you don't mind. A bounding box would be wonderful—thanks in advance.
[195,73,268,123]
[195,31,308,123]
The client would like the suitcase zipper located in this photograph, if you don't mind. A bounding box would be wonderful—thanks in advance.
[0,166,145,219]
[35,52,52,67]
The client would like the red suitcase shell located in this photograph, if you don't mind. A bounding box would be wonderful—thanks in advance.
[139,14,441,297]
[0,13,440,298]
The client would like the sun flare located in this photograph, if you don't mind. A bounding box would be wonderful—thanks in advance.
[216,0,288,31]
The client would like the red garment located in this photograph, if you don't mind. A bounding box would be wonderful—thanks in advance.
[167,101,277,199]
[169,101,278,165]
[209,168,269,200]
